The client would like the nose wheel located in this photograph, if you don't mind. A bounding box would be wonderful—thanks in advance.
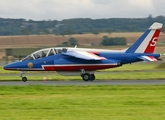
[20,71,28,82]
[22,77,28,82]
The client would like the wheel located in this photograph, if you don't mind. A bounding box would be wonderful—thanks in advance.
[90,74,95,81]
[82,73,91,81]
[22,77,27,82]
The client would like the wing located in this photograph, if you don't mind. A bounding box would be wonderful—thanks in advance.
[62,51,106,60]
[137,56,158,62]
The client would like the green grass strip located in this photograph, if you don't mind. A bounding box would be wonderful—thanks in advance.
[0,71,165,81]
[0,85,165,120]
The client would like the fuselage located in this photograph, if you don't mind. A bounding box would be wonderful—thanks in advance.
[3,47,160,72]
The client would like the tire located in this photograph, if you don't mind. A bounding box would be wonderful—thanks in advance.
[22,77,27,82]
[90,74,95,81]
[82,73,90,81]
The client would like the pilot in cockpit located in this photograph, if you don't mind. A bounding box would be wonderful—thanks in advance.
[36,54,40,59]
[42,51,47,57]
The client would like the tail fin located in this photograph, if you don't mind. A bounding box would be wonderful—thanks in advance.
[125,22,163,53]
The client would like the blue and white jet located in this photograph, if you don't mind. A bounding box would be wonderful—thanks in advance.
[4,22,163,82]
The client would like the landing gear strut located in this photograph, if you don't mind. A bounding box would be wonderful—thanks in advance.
[20,71,27,82]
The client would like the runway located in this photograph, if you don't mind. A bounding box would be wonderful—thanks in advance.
[0,80,165,86]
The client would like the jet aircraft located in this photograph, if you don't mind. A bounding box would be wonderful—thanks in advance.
[3,22,163,82]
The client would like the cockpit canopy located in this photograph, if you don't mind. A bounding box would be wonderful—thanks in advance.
[22,48,67,61]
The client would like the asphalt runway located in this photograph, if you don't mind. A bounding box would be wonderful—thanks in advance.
[0,80,165,86]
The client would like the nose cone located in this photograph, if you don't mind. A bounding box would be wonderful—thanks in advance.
[3,64,7,70]
[3,64,13,70]
[3,61,21,70]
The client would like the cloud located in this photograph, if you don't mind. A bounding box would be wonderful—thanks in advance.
[90,0,121,5]
[0,0,163,20]
[152,0,165,15]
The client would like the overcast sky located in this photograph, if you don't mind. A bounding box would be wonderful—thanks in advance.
[0,0,164,20]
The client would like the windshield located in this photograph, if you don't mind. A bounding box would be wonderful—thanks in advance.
[22,55,34,61]
[22,47,68,61]
[33,49,49,59]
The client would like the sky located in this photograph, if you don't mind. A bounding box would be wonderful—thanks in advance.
[0,0,164,20]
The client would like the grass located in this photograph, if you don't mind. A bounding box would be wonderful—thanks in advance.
[1,71,165,81]
[0,85,165,120]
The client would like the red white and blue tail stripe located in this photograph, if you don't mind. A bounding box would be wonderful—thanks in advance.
[126,22,163,53]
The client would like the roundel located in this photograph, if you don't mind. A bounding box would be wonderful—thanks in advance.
[28,62,33,69]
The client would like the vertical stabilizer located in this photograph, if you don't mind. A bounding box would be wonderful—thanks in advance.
[125,22,163,53]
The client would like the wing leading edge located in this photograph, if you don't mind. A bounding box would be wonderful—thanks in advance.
[62,51,106,60]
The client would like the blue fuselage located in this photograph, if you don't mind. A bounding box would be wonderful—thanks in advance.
[3,52,160,71]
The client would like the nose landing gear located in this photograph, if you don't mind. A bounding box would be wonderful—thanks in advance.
[22,77,27,82]
[20,71,27,82]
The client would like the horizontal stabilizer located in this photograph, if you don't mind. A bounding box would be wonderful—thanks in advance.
[62,51,106,60]
[138,56,157,62]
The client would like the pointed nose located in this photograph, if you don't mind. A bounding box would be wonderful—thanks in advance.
[3,63,14,70]
[3,64,7,70]
[3,61,20,70]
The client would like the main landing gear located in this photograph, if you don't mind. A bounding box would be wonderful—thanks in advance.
[80,69,95,81]
[20,71,27,82]
[81,73,95,81]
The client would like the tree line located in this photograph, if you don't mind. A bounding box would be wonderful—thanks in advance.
[58,36,127,47]
[0,15,165,36]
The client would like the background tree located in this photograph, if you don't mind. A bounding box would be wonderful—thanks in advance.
[21,28,30,35]
[162,27,165,34]
[101,36,110,45]
[92,29,100,36]
[43,29,52,35]
[62,29,75,37]
[62,41,69,46]
[68,37,78,46]
[107,29,112,36]
[0,16,164,35]
[101,36,127,46]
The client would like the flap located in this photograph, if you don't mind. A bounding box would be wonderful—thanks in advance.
[62,51,106,60]
[138,56,157,62]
